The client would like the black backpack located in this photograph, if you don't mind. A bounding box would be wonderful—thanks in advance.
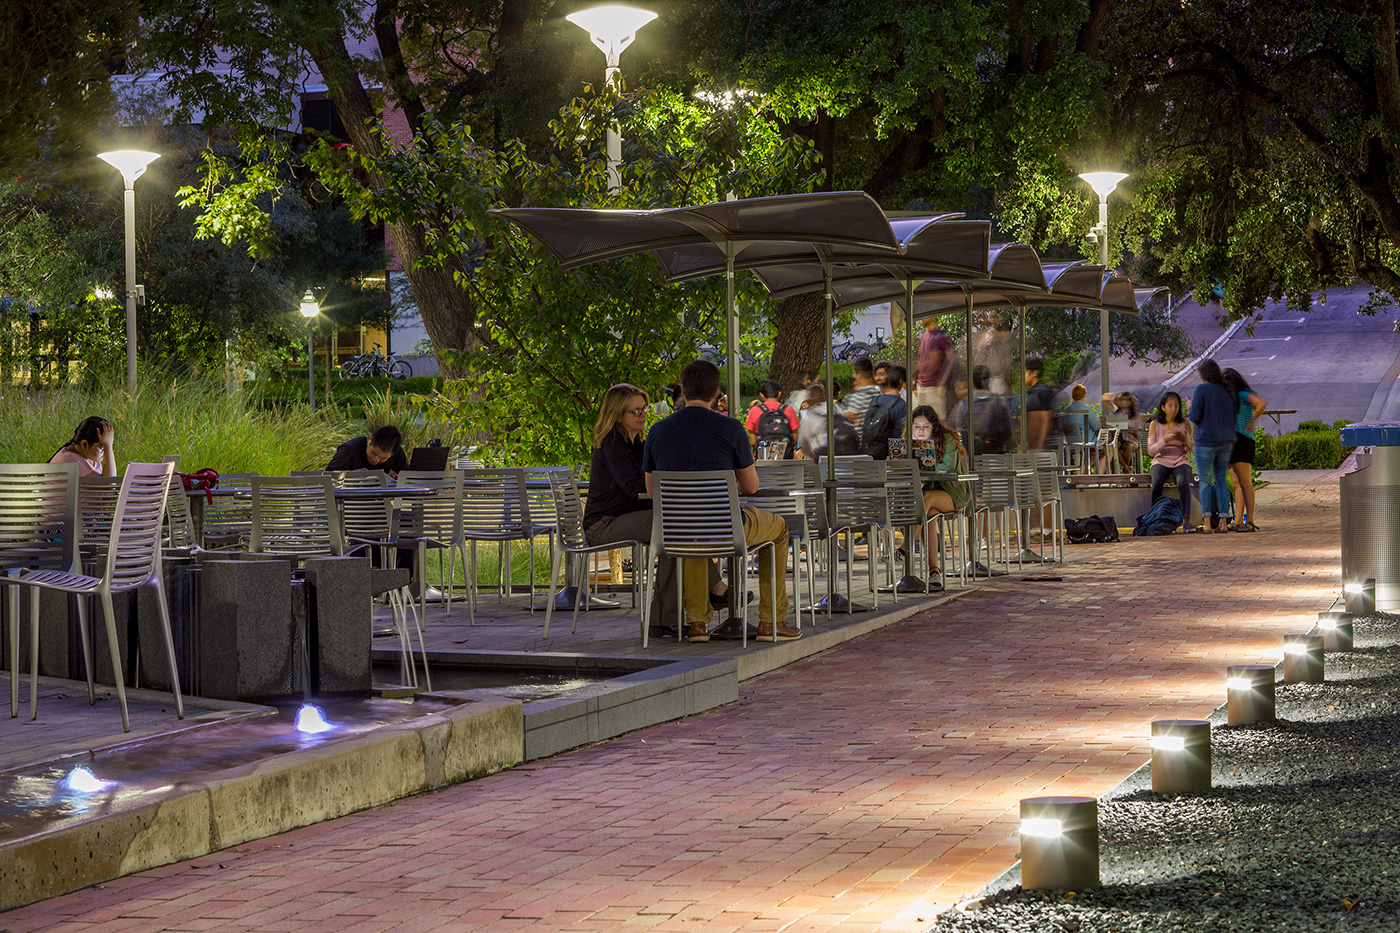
[811,417,861,458]
[860,398,898,459]
[753,403,796,456]
[1064,514,1120,544]
[1133,497,1185,536]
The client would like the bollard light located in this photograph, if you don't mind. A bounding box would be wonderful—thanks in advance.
[1150,719,1211,793]
[1317,611,1355,651]
[1226,664,1276,725]
[1282,634,1325,684]
[1019,796,1099,890]
[1343,578,1375,616]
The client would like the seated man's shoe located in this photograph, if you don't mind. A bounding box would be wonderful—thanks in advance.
[756,623,802,640]
[709,590,756,610]
[649,624,679,639]
[686,622,711,642]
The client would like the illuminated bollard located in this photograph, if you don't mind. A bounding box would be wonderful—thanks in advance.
[1317,611,1354,651]
[1226,665,1275,725]
[1344,578,1375,616]
[1150,719,1211,794]
[1019,796,1099,891]
[1283,634,1325,684]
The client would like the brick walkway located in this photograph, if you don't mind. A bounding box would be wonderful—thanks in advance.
[5,484,1342,933]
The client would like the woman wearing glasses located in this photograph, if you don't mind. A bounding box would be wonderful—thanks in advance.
[583,384,724,638]
[49,416,118,476]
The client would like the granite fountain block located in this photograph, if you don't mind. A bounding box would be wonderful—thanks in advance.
[302,556,372,695]
[197,559,297,699]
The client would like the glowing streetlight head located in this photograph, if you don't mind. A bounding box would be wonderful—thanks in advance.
[98,149,160,185]
[567,4,657,57]
[299,290,320,319]
[1226,677,1253,690]
[1078,171,1129,199]
[1150,735,1186,752]
[1020,817,1063,838]
[295,704,334,734]
[64,765,114,793]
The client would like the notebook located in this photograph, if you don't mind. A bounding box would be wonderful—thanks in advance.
[886,439,940,469]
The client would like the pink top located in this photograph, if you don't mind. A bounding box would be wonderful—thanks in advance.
[1147,420,1194,469]
[50,448,103,477]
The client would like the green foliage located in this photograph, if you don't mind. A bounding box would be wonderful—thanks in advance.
[251,375,444,408]
[1254,422,1353,471]
[0,377,344,473]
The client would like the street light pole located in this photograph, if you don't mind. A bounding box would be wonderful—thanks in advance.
[567,4,658,191]
[97,150,160,395]
[1079,171,1128,401]
[300,291,320,411]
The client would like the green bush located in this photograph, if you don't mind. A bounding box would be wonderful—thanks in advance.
[253,375,443,408]
[0,377,346,473]
[1255,422,1353,470]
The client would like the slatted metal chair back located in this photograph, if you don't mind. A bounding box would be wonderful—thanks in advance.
[104,462,177,593]
[832,458,888,527]
[78,476,122,545]
[330,470,392,540]
[650,471,745,559]
[459,468,531,541]
[522,467,566,533]
[0,463,80,574]
[250,476,343,558]
[799,459,835,538]
[202,472,259,543]
[547,468,588,551]
[883,459,925,528]
[164,473,198,549]
[754,461,813,540]
[975,453,1016,508]
[396,470,465,543]
[1009,453,1041,509]
[1030,451,1061,504]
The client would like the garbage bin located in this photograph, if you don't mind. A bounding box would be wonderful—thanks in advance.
[1339,422,1400,610]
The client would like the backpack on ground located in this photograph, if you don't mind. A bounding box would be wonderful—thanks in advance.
[1132,497,1184,537]
[753,403,796,458]
[1064,514,1119,544]
[860,398,897,459]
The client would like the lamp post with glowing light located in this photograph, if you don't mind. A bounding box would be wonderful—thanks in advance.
[567,4,658,190]
[1079,171,1128,400]
[97,149,160,394]
[300,291,320,411]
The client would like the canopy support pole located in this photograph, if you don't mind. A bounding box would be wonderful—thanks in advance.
[964,293,974,460]
[824,259,835,482]
[1019,305,1028,453]
[726,238,740,418]
[904,278,916,449]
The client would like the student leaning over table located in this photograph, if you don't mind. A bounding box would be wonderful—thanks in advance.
[49,416,117,476]
[583,383,726,639]
[642,361,799,642]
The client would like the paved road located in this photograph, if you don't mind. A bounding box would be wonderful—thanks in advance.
[1162,285,1400,434]
[3,482,1343,933]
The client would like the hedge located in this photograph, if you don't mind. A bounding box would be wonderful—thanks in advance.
[1255,419,1352,471]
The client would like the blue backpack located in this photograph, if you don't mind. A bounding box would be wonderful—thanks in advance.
[1133,496,1185,536]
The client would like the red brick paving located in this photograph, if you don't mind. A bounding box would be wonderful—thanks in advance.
[5,484,1342,932]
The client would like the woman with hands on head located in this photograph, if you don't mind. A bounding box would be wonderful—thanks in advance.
[50,416,117,476]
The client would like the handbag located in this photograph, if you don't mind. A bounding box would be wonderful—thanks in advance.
[177,468,221,503]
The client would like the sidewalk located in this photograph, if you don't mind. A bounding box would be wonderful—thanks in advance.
[3,483,1343,933]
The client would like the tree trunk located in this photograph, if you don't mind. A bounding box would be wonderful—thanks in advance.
[304,32,479,378]
[767,291,828,392]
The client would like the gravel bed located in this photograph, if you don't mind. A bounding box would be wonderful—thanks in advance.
[934,612,1400,932]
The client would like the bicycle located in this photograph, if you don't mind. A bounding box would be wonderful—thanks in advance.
[831,328,888,362]
[340,343,412,379]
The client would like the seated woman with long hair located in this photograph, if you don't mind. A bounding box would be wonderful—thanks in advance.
[910,405,970,580]
[49,416,117,476]
[582,384,724,636]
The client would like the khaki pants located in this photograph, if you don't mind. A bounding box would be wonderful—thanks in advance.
[587,509,719,627]
[914,385,948,420]
[680,506,790,626]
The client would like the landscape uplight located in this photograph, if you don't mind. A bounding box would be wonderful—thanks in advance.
[98,148,160,394]
[1150,719,1211,793]
[1317,611,1354,651]
[1225,664,1276,725]
[567,4,658,190]
[295,703,334,734]
[1019,796,1099,890]
[1282,634,1324,684]
[63,765,114,793]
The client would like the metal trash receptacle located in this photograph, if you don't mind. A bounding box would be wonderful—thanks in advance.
[1339,422,1400,610]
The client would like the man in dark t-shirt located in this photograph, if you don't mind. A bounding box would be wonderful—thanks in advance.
[643,361,798,642]
[1023,357,1056,453]
[326,425,409,476]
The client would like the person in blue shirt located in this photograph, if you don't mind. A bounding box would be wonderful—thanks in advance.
[1188,359,1239,532]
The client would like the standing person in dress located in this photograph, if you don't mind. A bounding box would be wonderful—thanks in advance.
[583,383,726,638]
[50,416,117,476]
[1223,369,1268,532]
[1188,359,1238,533]
[1147,391,1194,530]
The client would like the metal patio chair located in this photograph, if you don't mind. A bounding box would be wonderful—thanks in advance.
[543,469,645,641]
[457,469,531,623]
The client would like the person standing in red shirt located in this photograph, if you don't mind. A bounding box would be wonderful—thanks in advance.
[915,318,953,419]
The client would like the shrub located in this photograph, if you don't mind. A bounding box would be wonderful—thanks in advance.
[1255,422,1353,471]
